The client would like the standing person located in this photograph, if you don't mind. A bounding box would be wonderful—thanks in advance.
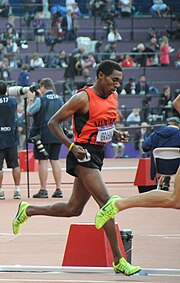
[135,74,150,95]
[160,36,170,67]
[0,80,21,200]
[16,105,26,151]
[134,122,150,157]
[18,64,31,87]
[61,8,76,41]
[95,95,180,230]
[27,78,64,198]
[12,60,141,276]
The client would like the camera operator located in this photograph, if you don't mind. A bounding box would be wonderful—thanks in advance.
[27,78,64,198]
[0,80,21,200]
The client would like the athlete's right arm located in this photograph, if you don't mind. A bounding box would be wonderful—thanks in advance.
[48,91,89,156]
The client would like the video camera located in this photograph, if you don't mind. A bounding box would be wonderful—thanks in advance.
[8,84,40,97]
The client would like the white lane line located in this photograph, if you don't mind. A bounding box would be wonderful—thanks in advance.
[4,166,137,173]
[0,280,118,283]
[0,266,180,276]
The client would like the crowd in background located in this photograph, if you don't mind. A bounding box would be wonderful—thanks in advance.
[0,0,179,157]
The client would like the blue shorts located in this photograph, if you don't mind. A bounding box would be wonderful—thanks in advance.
[0,146,19,169]
[66,143,105,177]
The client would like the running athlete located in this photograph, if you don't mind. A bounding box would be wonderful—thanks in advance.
[12,60,141,276]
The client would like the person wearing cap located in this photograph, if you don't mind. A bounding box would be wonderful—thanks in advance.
[141,117,180,190]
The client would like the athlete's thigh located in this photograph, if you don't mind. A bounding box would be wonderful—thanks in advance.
[68,176,91,211]
[76,165,110,207]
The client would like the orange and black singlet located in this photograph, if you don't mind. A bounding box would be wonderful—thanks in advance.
[73,87,118,145]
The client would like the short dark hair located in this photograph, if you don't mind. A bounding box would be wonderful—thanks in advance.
[39,77,55,91]
[0,80,7,95]
[96,60,122,77]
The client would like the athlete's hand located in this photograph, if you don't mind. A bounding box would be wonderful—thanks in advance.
[72,144,88,160]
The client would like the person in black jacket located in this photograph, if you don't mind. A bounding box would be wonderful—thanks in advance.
[27,78,64,198]
[61,8,76,41]
[142,117,180,190]
[0,80,21,199]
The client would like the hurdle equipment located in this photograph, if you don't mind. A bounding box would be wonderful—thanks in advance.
[62,223,126,267]
[134,158,157,193]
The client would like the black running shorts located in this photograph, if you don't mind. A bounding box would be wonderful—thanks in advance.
[66,143,105,177]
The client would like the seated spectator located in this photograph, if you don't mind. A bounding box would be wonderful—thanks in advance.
[150,0,169,17]
[50,4,66,18]
[18,64,31,87]
[107,26,122,42]
[175,49,180,68]
[131,43,149,67]
[123,77,136,94]
[135,74,150,95]
[0,41,7,61]
[5,24,19,42]
[118,0,134,17]
[30,53,45,68]
[24,0,39,27]
[121,54,134,68]
[103,41,118,61]
[87,0,106,17]
[75,52,96,80]
[158,85,173,119]
[134,122,151,157]
[72,2,82,17]
[47,50,69,68]
[33,12,46,43]
[81,52,96,69]
[126,108,141,124]
[0,58,11,81]
[66,0,75,10]
[6,36,19,68]
[146,37,159,66]
[142,117,180,190]
[167,15,180,40]
[0,0,10,17]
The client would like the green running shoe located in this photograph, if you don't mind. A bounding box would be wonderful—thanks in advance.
[113,257,141,276]
[95,195,121,229]
[12,202,30,235]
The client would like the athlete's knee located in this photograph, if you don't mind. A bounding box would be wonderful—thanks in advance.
[66,205,84,217]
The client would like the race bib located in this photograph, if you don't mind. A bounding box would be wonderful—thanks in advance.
[96,125,115,143]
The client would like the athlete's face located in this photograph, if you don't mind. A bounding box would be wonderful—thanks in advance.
[101,70,123,98]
